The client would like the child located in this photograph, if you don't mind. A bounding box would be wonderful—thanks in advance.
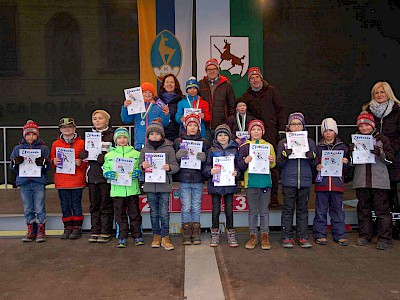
[121,82,170,151]
[277,112,317,248]
[103,127,142,248]
[226,97,256,146]
[175,76,211,138]
[51,118,87,239]
[203,124,240,247]
[313,118,350,246]
[139,120,180,250]
[78,110,115,243]
[10,120,51,242]
[174,114,209,245]
[237,120,276,250]
[350,111,394,250]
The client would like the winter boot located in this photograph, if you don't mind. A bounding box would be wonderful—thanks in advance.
[261,232,271,250]
[182,223,192,245]
[227,229,238,247]
[245,233,258,249]
[210,228,220,247]
[36,224,46,243]
[69,226,82,239]
[61,221,73,239]
[151,234,162,248]
[22,223,37,242]
[161,236,175,251]
[192,222,201,245]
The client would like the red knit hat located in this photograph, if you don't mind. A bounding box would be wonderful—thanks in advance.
[248,119,265,136]
[23,120,39,137]
[184,113,201,132]
[247,67,263,81]
[205,58,219,70]
[357,111,375,129]
[141,82,156,97]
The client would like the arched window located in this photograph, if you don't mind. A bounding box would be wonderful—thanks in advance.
[45,13,82,94]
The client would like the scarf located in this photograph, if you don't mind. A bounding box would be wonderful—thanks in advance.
[369,99,394,119]
[148,138,165,150]
[162,92,177,104]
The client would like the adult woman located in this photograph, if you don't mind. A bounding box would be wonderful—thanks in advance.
[363,81,400,212]
[158,74,184,142]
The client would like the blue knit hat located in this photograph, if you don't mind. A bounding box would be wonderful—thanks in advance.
[185,76,199,92]
[287,112,305,126]
[113,127,130,144]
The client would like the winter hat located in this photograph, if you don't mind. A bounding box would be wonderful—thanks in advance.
[235,96,248,107]
[214,124,231,139]
[146,119,165,138]
[247,67,263,81]
[184,113,201,132]
[248,119,265,136]
[23,120,39,137]
[321,118,338,135]
[185,76,199,92]
[205,58,219,70]
[59,117,76,127]
[357,111,375,129]
[92,110,110,123]
[287,112,305,126]
[141,82,156,96]
[113,127,130,144]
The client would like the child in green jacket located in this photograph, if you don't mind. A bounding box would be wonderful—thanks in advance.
[103,127,142,248]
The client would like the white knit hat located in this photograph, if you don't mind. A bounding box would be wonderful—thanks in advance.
[321,118,338,135]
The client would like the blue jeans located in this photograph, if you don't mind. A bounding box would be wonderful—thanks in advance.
[179,182,203,223]
[58,188,83,220]
[146,192,170,237]
[20,182,46,224]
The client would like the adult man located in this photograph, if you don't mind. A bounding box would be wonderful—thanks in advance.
[242,67,285,207]
[199,58,236,143]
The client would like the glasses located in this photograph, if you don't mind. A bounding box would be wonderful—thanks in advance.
[289,123,303,127]
[206,68,218,72]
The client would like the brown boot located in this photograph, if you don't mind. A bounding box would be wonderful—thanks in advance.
[245,233,258,249]
[192,222,201,245]
[61,221,73,239]
[182,223,192,245]
[261,232,271,250]
[151,234,162,248]
[161,236,175,251]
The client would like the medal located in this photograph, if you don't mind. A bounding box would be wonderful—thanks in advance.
[140,120,145,126]
[236,112,246,132]
[140,102,154,126]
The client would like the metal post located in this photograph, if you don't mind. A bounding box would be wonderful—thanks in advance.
[3,127,8,189]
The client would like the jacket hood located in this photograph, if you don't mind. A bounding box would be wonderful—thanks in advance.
[317,137,344,146]
[212,139,238,149]
[19,138,46,146]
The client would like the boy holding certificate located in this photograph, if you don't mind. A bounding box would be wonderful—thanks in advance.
[313,118,351,246]
[103,128,142,248]
[203,124,240,247]
[174,114,209,245]
[139,120,180,251]
[277,112,317,248]
[237,120,276,250]
[349,111,394,250]
[10,120,51,242]
[51,118,87,240]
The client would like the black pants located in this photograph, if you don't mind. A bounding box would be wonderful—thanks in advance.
[113,195,142,239]
[389,181,399,212]
[270,167,279,204]
[88,183,114,234]
[356,188,392,243]
[212,193,234,229]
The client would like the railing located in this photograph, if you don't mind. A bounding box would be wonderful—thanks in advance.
[0,124,357,189]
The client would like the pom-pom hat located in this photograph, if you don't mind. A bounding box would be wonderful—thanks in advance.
[23,120,39,137]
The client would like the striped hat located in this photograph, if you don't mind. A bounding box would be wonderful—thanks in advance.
[321,118,338,135]
[248,119,265,136]
[23,120,39,137]
[146,119,165,138]
[357,111,375,129]
[113,127,130,144]
[184,113,201,132]
[247,67,263,81]
[214,124,231,140]
[205,58,219,70]
[287,112,305,126]
[185,76,199,91]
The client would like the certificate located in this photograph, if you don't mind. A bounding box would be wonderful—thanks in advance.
[184,108,202,117]
[125,86,146,115]
[351,134,375,164]
[236,131,249,144]
[112,157,135,186]
[19,149,41,177]
[85,132,102,161]
[321,150,344,177]
[180,140,203,170]
[213,156,235,187]
[56,147,75,174]
[144,153,166,183]
[286,131,309,159]
[248,144,270,174]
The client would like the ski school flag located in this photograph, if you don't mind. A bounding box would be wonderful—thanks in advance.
[138,0,193,89]
[196,0,263,96]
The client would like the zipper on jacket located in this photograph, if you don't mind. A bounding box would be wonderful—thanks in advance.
[328,176,332,191]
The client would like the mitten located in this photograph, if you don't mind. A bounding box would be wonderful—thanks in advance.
[14,156,24,165]
[35,156,45,166]
[176,149,188,159]
[104,171,117,180]
[282,148,293,158]
[348,143,355,152]
[370,145,380,156]
[78,150,89,159]
[196,152,206,162]
[306,151,315,159]
[131,169,141,179]
[97,153,105,164]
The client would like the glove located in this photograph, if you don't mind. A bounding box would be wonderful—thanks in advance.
[14,156,24,165]
[35,156,45,166]
[196,152,206,162]
[279,131,286,141]
[306,151,315,159]
[78,150,89,160]
[97,153,105,164]
[131,169,141,179]
[370,145,380,156]
[104,171,117,180]
[176,149,188,159]
[282,148,293,158]
[348,143,355,153]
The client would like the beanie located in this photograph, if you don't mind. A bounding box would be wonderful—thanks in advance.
[113,127,130,144]
[287,112,305,127]
[248,119,265,136]
[235,96,248,107]
[184,113,201,132]
[247,67,263,81]
[205,58,219,70]
[185,76,199,92]
[141,82,156,96]
[321,118,338,135]
[92,110,110,124]
[214,124,231,140]
[23,120,39,137]
[146,119,165,138]
[357,111,375,129]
